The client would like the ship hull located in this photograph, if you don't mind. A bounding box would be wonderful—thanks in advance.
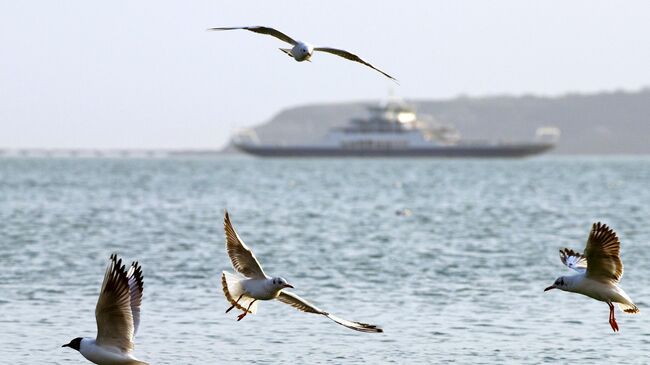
[234,143,554,158]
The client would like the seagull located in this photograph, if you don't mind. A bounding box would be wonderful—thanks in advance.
[208,26,398,82]
[62,254,147,365]
[545,222,639,332]
[220,210,383,333]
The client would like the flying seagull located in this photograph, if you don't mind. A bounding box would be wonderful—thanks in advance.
[62,254,147,365]
[208,26,398,82]
[545,222,639,332]
[220,210,383,333]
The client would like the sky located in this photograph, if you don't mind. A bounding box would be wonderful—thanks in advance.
[1,1,649,149]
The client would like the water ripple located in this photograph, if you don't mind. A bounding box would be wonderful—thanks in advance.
[1,156,649,364]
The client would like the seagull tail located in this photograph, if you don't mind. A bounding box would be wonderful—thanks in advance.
[279,48,293,58]
[618,302,640,314]
[221,271,258,314]
[324,313,383,333]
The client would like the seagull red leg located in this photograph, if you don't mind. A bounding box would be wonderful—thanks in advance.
[607,302,619,332]
[237,299,257,321]
[226,294,244,313]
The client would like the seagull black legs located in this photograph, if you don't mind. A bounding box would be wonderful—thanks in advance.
[607,302,619,332]
[226,294,244,313]
[237,300,257,321]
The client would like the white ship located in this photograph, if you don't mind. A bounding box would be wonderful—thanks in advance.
[233,100,559,158]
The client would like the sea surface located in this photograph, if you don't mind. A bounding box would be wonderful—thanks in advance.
[1,156,649,364]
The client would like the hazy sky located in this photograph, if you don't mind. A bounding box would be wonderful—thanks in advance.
[1,1,649,149]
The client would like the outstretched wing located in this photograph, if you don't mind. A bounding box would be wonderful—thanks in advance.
[95,254,135,353]
[314,47,397,82]
[208,26,297,45]
[584,222,623,283]
[126,261,144,338]
[559,248,587,273]
[224,210,267,279]
[276,291,383,333]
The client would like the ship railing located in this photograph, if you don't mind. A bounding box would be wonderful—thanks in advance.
[535,127,561,143]
[231,128,261,145]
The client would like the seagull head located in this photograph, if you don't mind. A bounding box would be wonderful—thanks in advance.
[291,42,313,62]
[544,276,568,292]
[62,337,82,351]
[272,277,294,289]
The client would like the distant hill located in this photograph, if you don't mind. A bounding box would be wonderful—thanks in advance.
[232,88,650,154]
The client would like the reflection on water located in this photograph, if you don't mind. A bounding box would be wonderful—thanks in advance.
[1,156,649,364]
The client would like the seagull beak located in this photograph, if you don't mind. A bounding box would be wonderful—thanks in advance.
[283,283,294,289]
[544,285,555,292]
[62,343,70,348]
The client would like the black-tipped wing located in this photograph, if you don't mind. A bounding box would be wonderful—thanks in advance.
[208,26,297,45]
[95,254,135,353]
[277,291,383,333]
[314,47,397,82]
[126,261,144,337]
[224,210,267,279]
[559,248,587,273]
[584,222,623,283]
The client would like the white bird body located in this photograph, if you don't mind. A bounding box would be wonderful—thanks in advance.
[556,274,636,311]
[282,41,314,62]
[208,26,397,81]
[77,338,147,365]
[220,210,383,333]
[545,222,639,331]
[241,277,283,300]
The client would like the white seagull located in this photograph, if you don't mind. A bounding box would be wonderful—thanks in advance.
[63,254,147,365]
[208,25,398,82]
[545,222,639,332]
[220,210,383,333]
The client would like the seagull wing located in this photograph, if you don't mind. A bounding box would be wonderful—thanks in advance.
[559,248,587,273]
[224,210,267,279]
[126,261,144,337]
[584,222,623,283]
[313,47,397,82]
[95,254,135,353]
[207,26,297,45]
[276,291,383,333]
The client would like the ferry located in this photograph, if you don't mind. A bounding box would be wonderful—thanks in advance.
[233,100,558,158]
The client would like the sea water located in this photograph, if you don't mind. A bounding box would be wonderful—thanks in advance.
[1,156,649,364]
